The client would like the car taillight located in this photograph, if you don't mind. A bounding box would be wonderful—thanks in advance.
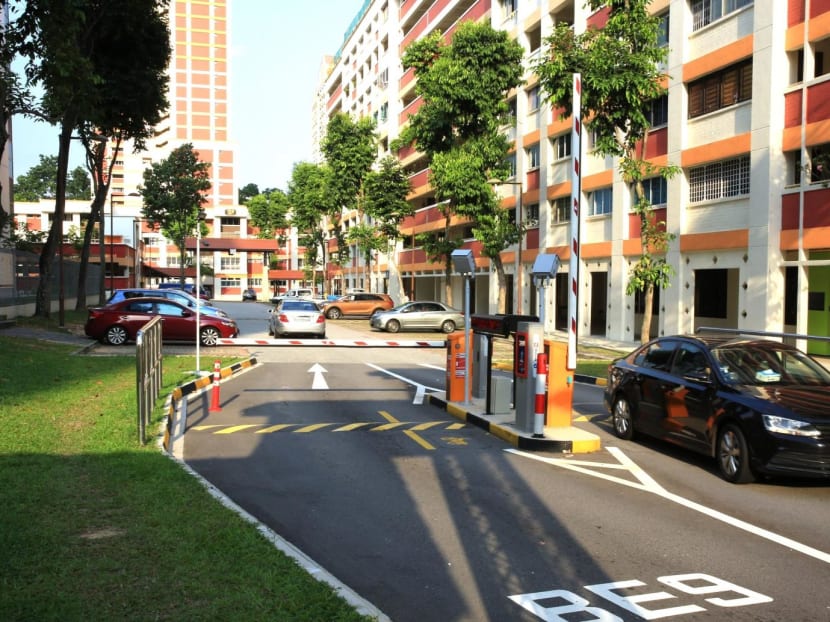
[278,314,289,322]
[316,315,325,324]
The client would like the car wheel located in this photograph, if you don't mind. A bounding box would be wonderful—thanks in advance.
[105,325,128,346]
[612,396,635,440]
[717,423,755,484]
[267,324,273,336]
[200,326,221,347]
[326,307,342,320]
[441,320,456,334]
[386,319,401,333]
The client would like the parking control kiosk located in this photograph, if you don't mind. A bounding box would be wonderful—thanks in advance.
[514,321,545,434]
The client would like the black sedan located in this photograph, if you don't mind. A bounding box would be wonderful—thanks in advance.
[603,334,830,483]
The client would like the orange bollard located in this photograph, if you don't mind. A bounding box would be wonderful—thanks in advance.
[209,359,222,412]
[533,353,548,438]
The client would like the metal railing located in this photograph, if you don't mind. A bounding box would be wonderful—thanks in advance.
[136,316,163,444]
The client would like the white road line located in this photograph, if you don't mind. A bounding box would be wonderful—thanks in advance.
[507,446,830,565]
[366,363,442,404]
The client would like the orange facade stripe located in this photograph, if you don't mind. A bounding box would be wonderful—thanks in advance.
[809,10,830,42]
[546,181,572,199]
[582,169,613,191]
[679,229,749,252]
[804,119,830,146]
[782,125,801,151]
[682,35,753,83]
[786,23,805,51]
[681,133,750,168]
[582,241,612,259]
[780,225,830,250]
[523,129,541,148]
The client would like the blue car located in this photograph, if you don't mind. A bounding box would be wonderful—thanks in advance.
[107,289,229,318]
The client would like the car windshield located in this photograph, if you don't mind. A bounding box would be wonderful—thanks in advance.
[711,345,830,386]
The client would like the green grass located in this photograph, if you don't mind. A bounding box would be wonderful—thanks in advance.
[0,335,373,622]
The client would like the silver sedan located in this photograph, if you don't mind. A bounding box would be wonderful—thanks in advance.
[370,301,463,334]
[268,299,326,338]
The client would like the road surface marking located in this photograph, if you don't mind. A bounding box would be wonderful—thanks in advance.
[308,362,329,390]
[507,446,830,565]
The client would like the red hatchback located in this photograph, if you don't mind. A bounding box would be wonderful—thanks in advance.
[85,297,238,346]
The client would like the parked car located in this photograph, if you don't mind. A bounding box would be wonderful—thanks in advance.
[268,299,326,338]
[85,297,238,346]
[157,282,210,300]
[319,293,394,319]
[242,288,257,302]
[107,288,229,318]
[370,301,463,334]
[603,334,830,483]
[270,288,315,305]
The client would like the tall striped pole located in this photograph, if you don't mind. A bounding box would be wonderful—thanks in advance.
[567,73,582,371]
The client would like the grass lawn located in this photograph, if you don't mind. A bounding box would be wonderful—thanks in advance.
[0,333,374,622]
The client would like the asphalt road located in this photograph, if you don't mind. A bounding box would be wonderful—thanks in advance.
[179,302,830,622]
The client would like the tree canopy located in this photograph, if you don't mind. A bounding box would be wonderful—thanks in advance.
[13,154,91,202]
[535,0,677,342]
[398,21,524,309]
[247,189,290,239]
[140,143,211,284]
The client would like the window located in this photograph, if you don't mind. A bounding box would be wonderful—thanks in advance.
[505,153,517,178]
[645,95,668,127]
[640,177,668,208]
[525,203,539,227]
[553,133,571,160]
[220,278,241,288]
[527,85,541,111]
[379,102,388,122]
[551,197,570,224]
[657,12,669,47]
[689,156,750,203]
[688,60,752,118]
[526,143,540,169]
[691,0,752,32]
[221,255,241,270]
[634,339,678,371]
[809,144,830,183]
[588,188,613,216]
[249,278,262,287]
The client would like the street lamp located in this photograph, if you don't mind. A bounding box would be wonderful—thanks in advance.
[488,178,524,314]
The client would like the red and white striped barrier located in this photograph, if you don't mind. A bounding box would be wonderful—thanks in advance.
[534,353,548,438]
[215,338,447,348]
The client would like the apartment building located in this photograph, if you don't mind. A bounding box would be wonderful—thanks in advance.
[106,0,287,300]
[316,0,830,355]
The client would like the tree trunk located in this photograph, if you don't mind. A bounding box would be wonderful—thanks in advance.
[35,122,75,318]
[492,255,507,314]
[641,281,654,344]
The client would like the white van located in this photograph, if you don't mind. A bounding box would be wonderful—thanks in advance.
[270,288,315,304]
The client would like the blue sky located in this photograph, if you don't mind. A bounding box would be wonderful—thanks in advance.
[11,0,364,194]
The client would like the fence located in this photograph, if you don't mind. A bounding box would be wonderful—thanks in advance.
[0,248,102,318]
[136,316,163,445]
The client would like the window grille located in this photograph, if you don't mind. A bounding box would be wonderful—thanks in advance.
[221,256,241,270]
[551,197,571,224]
[689,156,750,203]
[553,133,571,160]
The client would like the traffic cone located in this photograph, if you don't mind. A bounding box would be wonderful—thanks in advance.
[209,359,222,412]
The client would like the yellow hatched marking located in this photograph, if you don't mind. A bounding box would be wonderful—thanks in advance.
[372,422,407,431]
[295,423,332,433]
[378,410,398,423]
[446,423,465,430]
[256,424,296,434]
[191,425,224,431]
[334,423,373,432]
[215,425,260,434]
[405,430,435,450]
[410,422,443,431]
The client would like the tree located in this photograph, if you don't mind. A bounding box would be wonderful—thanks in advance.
[288,161,333,295]
[140,143,211,285]
[321,112,377,273]
[238,182,259,205]
[10,0,169,317]
[247,189,289,239]
[13,155,90,201]
[535,0,677,343]
[397,22,524,310]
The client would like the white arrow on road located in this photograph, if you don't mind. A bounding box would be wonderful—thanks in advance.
[308,363,329,390]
